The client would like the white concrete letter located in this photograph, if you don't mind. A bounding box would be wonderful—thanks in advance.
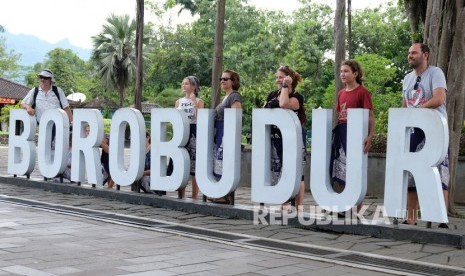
[71,109,104,184]
[384,108,448,223]
[310,108,368,212]
[151,108,190,191]
[196,108,242,198]
[37,109,69,178]
[109,108,145,186]
[7,109,37,176]
[251,109,302,204]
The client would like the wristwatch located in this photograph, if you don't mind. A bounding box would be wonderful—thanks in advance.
[282,83,289,88]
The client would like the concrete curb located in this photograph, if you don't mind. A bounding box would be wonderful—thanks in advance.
[1,175,464,249]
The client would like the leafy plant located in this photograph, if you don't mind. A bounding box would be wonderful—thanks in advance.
[0,102,20,124]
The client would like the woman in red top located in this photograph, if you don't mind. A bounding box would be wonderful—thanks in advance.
[331,60,375,196]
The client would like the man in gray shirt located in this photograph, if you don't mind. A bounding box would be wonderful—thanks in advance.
[402,43,449,228]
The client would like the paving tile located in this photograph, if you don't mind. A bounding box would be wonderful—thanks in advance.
[164,262,219,274]
[1,265,56,276]
[43,266,82,274]
[118,271,176,276]
[0,172,465,276]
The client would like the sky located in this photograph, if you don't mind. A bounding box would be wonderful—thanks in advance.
[0,0,385,49]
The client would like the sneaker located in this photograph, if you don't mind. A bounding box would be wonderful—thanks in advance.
[438,223,449,229]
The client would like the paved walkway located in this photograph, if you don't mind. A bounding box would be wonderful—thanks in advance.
[2,201,398,276]
[1,146,465,275]
[1,181,465,276]
[1,146,464,232]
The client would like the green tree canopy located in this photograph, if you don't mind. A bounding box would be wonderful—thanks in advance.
[0,36,21,80]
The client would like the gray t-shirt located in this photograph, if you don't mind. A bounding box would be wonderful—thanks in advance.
[23,86,69,121]
[402,66,447,120]
[215,91,242,120]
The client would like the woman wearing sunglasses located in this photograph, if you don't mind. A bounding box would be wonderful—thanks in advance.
[209,70,242,204]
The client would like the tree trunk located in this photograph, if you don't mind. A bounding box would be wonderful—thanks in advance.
[436,0,454,74]
[333,0,345,124]
[405,0,418,38]
[134,0,144,112]
[119,87,125,107]
[424,0,443,65]
[405,0,427,41]
[445,0,465,214]
[347,0,352,60]
[211,0,226,108]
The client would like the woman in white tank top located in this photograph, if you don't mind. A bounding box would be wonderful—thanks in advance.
[175,76,204,199]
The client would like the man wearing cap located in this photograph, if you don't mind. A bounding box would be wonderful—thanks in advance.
[21,69,73,124]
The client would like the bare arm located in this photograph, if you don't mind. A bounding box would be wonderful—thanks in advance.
[363,109,375,154]
[420,87,446,109]
[21,102,35,116]
[189,94,204,120]
[278,76,300,110]
[231,101,242,108]
[64,106,73,124]
[279,89,300,110]
[101,137,110,154]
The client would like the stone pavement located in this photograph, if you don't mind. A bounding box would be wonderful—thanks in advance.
[0,142,464,248]
[1,146,465,275]
[1,201,398,276]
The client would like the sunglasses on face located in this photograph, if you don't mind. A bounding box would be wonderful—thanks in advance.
[39,76,51,80]
[413,76,421,90]
[219,77,231,82]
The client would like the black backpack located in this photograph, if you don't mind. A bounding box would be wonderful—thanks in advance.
[32,85,63,109]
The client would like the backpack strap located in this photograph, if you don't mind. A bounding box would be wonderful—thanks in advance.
[31,87,39,109]
[32,86,63,109]
[52,86,63,109]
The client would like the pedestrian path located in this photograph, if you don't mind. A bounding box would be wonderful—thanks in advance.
[2,201,401,276]
[1,145,464,249]
[1,182,465,275]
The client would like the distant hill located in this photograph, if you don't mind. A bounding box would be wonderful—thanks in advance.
[2,30,91,66]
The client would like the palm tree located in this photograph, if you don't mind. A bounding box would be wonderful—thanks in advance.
[92,14,137,107]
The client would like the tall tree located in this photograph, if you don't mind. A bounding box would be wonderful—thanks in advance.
[0,35,21,80]
[211,0,225,108]
[347,0,352,59]
[160,0,224,108]
[404,0,465,212]
[334,0,345,94]
[134,0,144,111]
[43,48,87,94]
[92,14,137,107]
[350,3,411,93]
[333,0,346,120]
